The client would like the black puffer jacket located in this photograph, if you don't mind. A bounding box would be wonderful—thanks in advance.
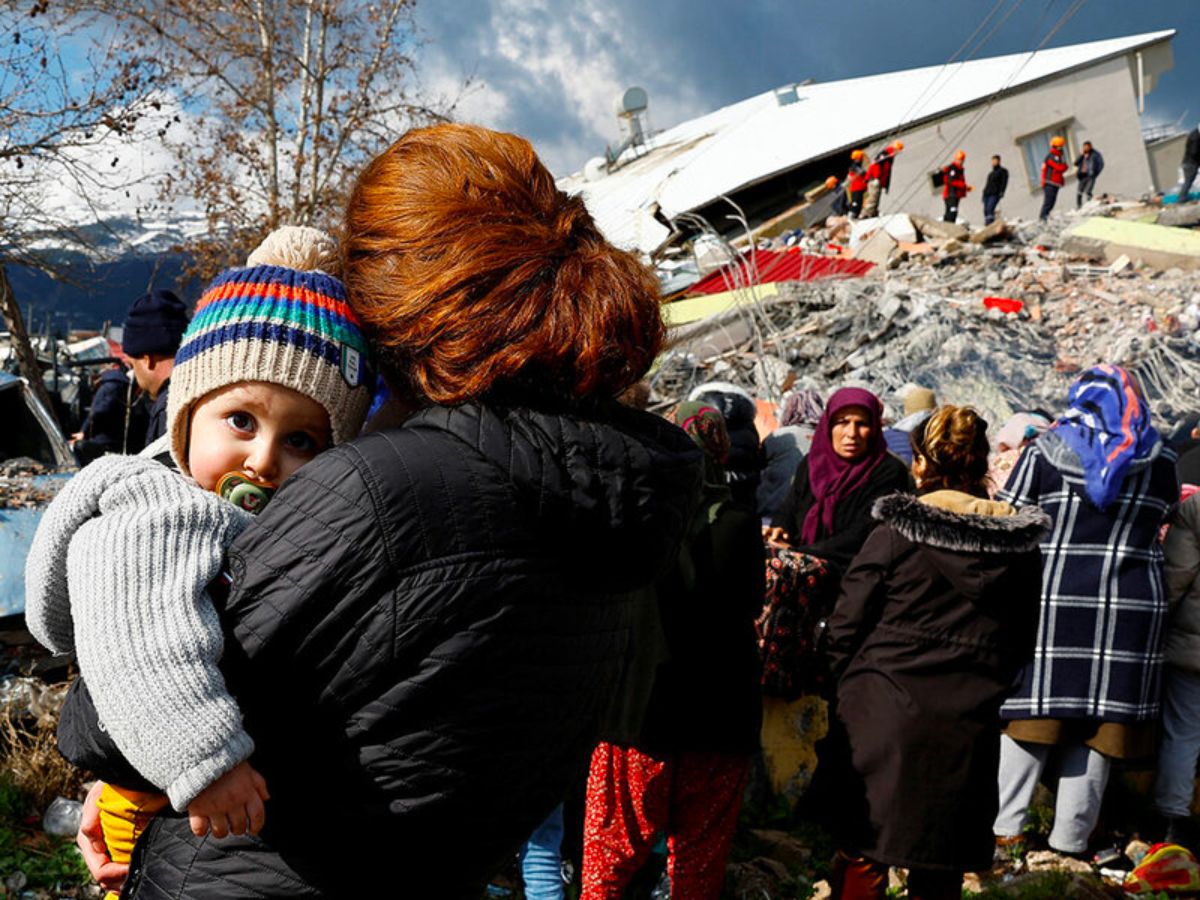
[123,399,702,899]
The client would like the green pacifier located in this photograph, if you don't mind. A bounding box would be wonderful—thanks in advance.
[216,472,277,515]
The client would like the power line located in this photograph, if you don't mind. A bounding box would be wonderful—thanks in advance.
[886,0,1091,213]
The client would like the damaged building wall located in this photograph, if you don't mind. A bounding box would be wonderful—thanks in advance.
[878,53,1158,225]
[1147,133,1189,193]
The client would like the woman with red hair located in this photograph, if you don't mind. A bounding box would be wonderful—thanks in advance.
[87,123,703,899]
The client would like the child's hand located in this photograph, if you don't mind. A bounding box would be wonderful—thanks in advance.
[187,761,269,839]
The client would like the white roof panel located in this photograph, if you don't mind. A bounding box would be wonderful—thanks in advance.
[561,30,1175,254]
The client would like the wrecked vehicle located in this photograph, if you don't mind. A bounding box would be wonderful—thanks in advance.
[0,372,74,617]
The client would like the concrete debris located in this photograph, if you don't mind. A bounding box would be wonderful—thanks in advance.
[657,206,1200,429]
[1066,216,1200,271]
[1156,201,1200,229]
[969,219,1008,244]
[852,228,897,265]
[908,214,969,242]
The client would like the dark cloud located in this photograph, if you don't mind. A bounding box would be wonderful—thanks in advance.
[417,0,1199,175]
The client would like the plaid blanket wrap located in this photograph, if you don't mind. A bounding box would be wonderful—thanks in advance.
[998,434,1178,722]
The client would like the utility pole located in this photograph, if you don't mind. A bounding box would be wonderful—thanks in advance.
[0,265,60,429]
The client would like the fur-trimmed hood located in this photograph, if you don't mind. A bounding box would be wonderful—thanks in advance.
[872,491,1050,554]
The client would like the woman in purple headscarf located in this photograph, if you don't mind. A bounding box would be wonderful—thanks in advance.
[766,387,911,574]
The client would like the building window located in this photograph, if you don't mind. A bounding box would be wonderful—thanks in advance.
[1017,122,1074,190]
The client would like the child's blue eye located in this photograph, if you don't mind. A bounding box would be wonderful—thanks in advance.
[227,412,254,432]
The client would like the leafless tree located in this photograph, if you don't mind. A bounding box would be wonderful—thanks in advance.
[0,0,160,420]
[93,0,452,277]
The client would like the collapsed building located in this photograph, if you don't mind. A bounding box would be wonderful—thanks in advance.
[557,30,1199,431]
[560,30,1179,252]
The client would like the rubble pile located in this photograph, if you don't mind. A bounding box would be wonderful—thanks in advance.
[657,204,1200,426]
[0,460,64,510]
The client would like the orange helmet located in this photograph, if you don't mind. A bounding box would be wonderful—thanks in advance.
[850,149,866,161]
[824,176,839,189]
[892,140,904,152]
[954,149,966,161]
[1050,136,1066,148]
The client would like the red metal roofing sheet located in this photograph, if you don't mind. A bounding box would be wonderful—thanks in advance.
[684,248,872,296]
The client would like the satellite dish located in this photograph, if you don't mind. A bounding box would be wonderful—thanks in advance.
[614,87,648,118]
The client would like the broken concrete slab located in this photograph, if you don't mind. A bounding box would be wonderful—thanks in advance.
[1065,217,1200,271]
[1058,233,1107,262]
[909,214,969,242]
[849,214,918,249]
[1109,254,1132,275]
[853,228,897,265]
[1157,202,1200,229]
[969,219,1008,244]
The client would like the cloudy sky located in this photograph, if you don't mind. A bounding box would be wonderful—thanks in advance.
[416,0,1200,177]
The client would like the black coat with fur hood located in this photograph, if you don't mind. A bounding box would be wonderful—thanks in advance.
[826,490,1049,872]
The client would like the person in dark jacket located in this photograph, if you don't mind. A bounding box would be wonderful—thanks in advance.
[994,365,1178,858]
[882,385,935,465]
[757,388,823,522]
[982,155,1008,226]
[1179,125,1200,203]
[80,123,704,900]
[582,403,762,900]
[689,381,762,514]
[941,150,970,223]
[766,387,912,576]
[69,366,148,463]
[121,289,189,445]
[1074,141,1104,208]
[826,406,1047,900]
[1039,136,1069,221]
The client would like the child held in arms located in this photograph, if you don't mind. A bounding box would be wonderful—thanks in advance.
[25,226,372,893]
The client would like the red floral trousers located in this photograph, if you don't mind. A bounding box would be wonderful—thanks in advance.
[581,742,749,900]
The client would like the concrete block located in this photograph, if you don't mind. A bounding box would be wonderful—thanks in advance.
[969,219,1007,244]
[853,228,897,265]
[1058,234,1109,263]
[847,215,916,251]
[1157,202,1200,229]
[1065,217,1200,272]
[909,214,969,242]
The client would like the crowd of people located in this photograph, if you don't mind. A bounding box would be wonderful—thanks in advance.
[19,121,1200,900]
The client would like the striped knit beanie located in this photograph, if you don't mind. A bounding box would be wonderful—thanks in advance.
[167,226,372,475]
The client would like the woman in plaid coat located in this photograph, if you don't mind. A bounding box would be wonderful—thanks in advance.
[993,365,1178,857]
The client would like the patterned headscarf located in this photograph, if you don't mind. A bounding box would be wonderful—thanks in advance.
[675,402,730,467]
[781,389,825,427]
[1053,365,1160,511]
[802,387,887,544]
[675,401,732,524]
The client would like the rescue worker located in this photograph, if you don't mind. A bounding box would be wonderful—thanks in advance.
[876,141,903,192]
[862,141,902,218]
[827,175,849,217]
[941,150,970,223]
[982,155,1008,226]
[1074,141,1104,208]
[1039,136,1068,221]
[846,150,868,219]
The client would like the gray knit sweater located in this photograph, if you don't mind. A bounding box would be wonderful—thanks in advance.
[25,440,252,810]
